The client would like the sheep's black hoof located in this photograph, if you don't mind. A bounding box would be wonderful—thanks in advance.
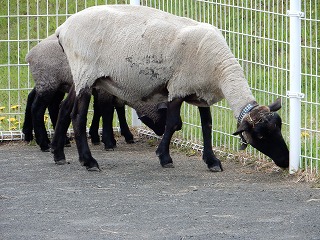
[41,147,50,152]
[23,133,33,142]
[104,145,115,151]
[208,162,223,172]
[64,137,71,147]
[203,153,223,172]
[86,166,101,172]
[80,158,100,171]
[90,135,100,145]
[126,139,135,144]
[124,133,134,144]
[102,138,116,150]
[158,153,174,168]
[209,165,222,172]
[85,163,100,171]
[162,163,175,168]
[105,148,115,151]
[55,159,67,165]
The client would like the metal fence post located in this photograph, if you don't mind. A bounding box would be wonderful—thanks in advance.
[130,0,140,6]
[287,0,304,174]
[129,0,142,127]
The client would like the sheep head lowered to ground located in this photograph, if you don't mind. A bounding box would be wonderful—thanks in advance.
[53,5,289,171]
[233,98,288,168]
[135,102,167,136]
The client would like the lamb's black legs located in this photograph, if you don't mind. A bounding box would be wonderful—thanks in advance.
[48,91,65,129]
[100,103,117,150]
[89,89,102,145]
[22,87,68,151]
[89,89,134,150]
[198,107,223,172]
[156,98,183,168]
[115,106,134,144]
[72,88,100,171]
[22,88,36,142]
[31,93,54,151]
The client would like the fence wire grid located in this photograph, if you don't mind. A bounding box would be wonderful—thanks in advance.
[0,0,319,174]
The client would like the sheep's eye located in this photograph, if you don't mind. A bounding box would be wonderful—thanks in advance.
[253,129,265,140]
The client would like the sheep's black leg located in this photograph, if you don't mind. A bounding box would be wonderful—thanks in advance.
[22,88,36,142]
[89,89,101,145]
[72,88,100,171]
[116,106,134,144]
[156,98,183,168]
[48,91,65,128]
[51,86,75,165]
[91,90,116,150]
[100,101,116,150]
[31,93,53,151]
[48,91,71,147]
[198,107,223,172]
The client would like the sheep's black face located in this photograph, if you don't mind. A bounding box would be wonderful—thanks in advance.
[245,113,289,168]
[139,114,166,136]
[137,102,167,136]
[233,101,289,168]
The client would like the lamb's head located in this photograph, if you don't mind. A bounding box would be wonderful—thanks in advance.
[233,98,289,168]
[137,102,167,136]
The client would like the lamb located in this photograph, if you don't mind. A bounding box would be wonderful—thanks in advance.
[52,5,289,171]
[22,34,134,151]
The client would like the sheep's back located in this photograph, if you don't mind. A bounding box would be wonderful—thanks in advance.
[56,5,245,107]
[26,34,73,95]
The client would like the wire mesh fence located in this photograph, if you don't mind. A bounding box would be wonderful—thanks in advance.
[0,0,319,174]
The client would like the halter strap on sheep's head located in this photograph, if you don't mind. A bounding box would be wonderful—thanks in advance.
[235,101,259,149]
[233,98,283,150]
[237,102,259,125]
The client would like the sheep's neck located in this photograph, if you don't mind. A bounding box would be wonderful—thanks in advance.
[219,65,256,119]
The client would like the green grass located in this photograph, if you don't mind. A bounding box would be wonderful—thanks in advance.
[0,0,319,170]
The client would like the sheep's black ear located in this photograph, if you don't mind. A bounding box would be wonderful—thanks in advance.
[233,121,250,150]
[232,121,251,136]
[268,98,282,112]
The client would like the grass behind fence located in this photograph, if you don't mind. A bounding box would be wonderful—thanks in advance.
[0,0,319,171]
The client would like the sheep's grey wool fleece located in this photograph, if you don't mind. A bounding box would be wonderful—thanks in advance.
[26,34,73,95]
[56,5,255,118]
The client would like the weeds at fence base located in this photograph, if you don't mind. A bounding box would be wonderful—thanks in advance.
[294,170,320,184]
[137,127,319,182]
[1,127,318,183]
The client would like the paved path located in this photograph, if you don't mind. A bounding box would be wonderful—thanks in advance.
[1,137,319,240]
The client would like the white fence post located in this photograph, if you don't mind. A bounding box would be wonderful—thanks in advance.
[130,0,142,126]
[130,0,140,6]
[287,0,304,174]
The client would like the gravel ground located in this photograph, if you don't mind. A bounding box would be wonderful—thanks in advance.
[1,135,319,240]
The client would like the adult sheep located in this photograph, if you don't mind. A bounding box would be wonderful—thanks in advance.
[22,34,134,151]
[53,5,289,171]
